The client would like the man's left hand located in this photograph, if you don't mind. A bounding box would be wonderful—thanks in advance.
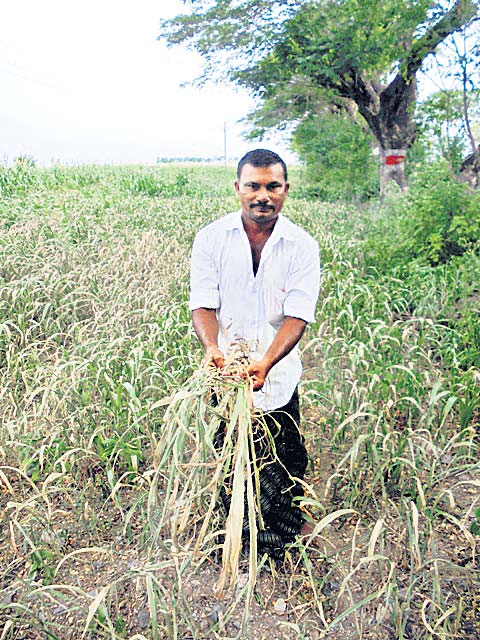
[244,317,307,392]
[246,359,270,391]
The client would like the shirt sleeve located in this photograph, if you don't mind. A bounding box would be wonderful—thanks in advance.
[283,236,321,323]
[189,229,221,310]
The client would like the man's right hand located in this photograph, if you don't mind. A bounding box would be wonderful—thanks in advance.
[192,309,225,369]
[205,346,225,369]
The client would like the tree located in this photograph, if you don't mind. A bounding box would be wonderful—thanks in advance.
[416,89,480,170]
[450,22,480,187]
[418,19,480,186]
[159,1,480,192]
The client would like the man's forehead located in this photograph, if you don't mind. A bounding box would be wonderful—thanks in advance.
[239,162,286,182]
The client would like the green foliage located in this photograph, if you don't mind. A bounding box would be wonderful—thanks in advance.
[120,170,195,197]
[292,112,379,201]
[161,0,436,88]
[1,164,479,639]
[28,548,56,584]
[41,165,102,188]
[92,432,143,473]
[160,0,479,190]
[247,0,430,88]
[416,90,480,170]
[158,0,296,80]
[363,162,480,268]
[0,156,38,196]
[18,435,69,481]
[397,162,480,264]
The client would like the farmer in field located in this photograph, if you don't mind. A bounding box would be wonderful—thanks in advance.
[189,148,320,558]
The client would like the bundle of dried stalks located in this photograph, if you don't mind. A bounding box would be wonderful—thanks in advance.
[149,344,274,608]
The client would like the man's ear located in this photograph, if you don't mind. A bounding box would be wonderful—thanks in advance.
[284,182,290,193]
[234,180,240,193]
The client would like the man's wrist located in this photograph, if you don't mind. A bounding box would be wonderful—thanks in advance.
[257,356,273,376]
[204,344,225,368]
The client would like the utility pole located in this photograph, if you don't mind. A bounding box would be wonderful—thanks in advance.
[224,121,227,168]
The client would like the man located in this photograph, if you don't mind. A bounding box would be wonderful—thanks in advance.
[189,149,320,558]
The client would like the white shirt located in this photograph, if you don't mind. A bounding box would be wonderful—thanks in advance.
[189,210,321,411]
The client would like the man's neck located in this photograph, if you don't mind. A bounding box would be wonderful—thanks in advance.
[241,212,278,239]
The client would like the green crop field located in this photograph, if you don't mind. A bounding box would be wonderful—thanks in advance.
[0,163,479,639]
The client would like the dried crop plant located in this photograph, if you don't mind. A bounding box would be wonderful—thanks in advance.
[1,166,479,639]
[148,343,290,621]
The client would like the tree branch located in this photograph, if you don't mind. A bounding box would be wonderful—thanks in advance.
[405,0,478,77]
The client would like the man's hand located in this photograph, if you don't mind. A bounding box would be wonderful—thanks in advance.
[246,359,269,391]
[205,346,225,369]
[245,317,307,391]
[192,308,225,368]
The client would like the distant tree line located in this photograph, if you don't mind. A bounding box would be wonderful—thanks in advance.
[156,156,228,164]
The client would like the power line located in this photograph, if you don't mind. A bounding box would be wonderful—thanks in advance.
[0,60,68,93]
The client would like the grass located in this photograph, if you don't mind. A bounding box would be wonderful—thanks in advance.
[0,163,478,639]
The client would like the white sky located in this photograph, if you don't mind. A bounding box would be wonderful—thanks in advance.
[0,0,294,165]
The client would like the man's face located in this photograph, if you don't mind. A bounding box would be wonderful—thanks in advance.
[235,162,289,226]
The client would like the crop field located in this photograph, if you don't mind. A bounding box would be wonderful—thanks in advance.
[0,163,479,639]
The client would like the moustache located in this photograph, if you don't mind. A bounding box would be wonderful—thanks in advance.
[250,203,275,211]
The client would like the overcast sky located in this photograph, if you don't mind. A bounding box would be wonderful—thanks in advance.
[0,0,294,165]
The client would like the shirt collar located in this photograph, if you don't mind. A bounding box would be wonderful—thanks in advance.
[226,210,295,242]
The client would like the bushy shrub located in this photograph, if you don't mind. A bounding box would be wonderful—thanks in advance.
[397,162,480,265]
[292,113,379,202]
[362,161,480,271]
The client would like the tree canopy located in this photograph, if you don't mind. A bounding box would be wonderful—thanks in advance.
[160,0,479,190]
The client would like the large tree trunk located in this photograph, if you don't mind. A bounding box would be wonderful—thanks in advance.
[339,0,477,194]
[379,148,408,193]
[351,74,417,194]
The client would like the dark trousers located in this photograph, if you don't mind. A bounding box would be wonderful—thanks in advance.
[217,389,309,559]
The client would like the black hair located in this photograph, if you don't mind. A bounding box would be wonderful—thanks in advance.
[237,149,288,181]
